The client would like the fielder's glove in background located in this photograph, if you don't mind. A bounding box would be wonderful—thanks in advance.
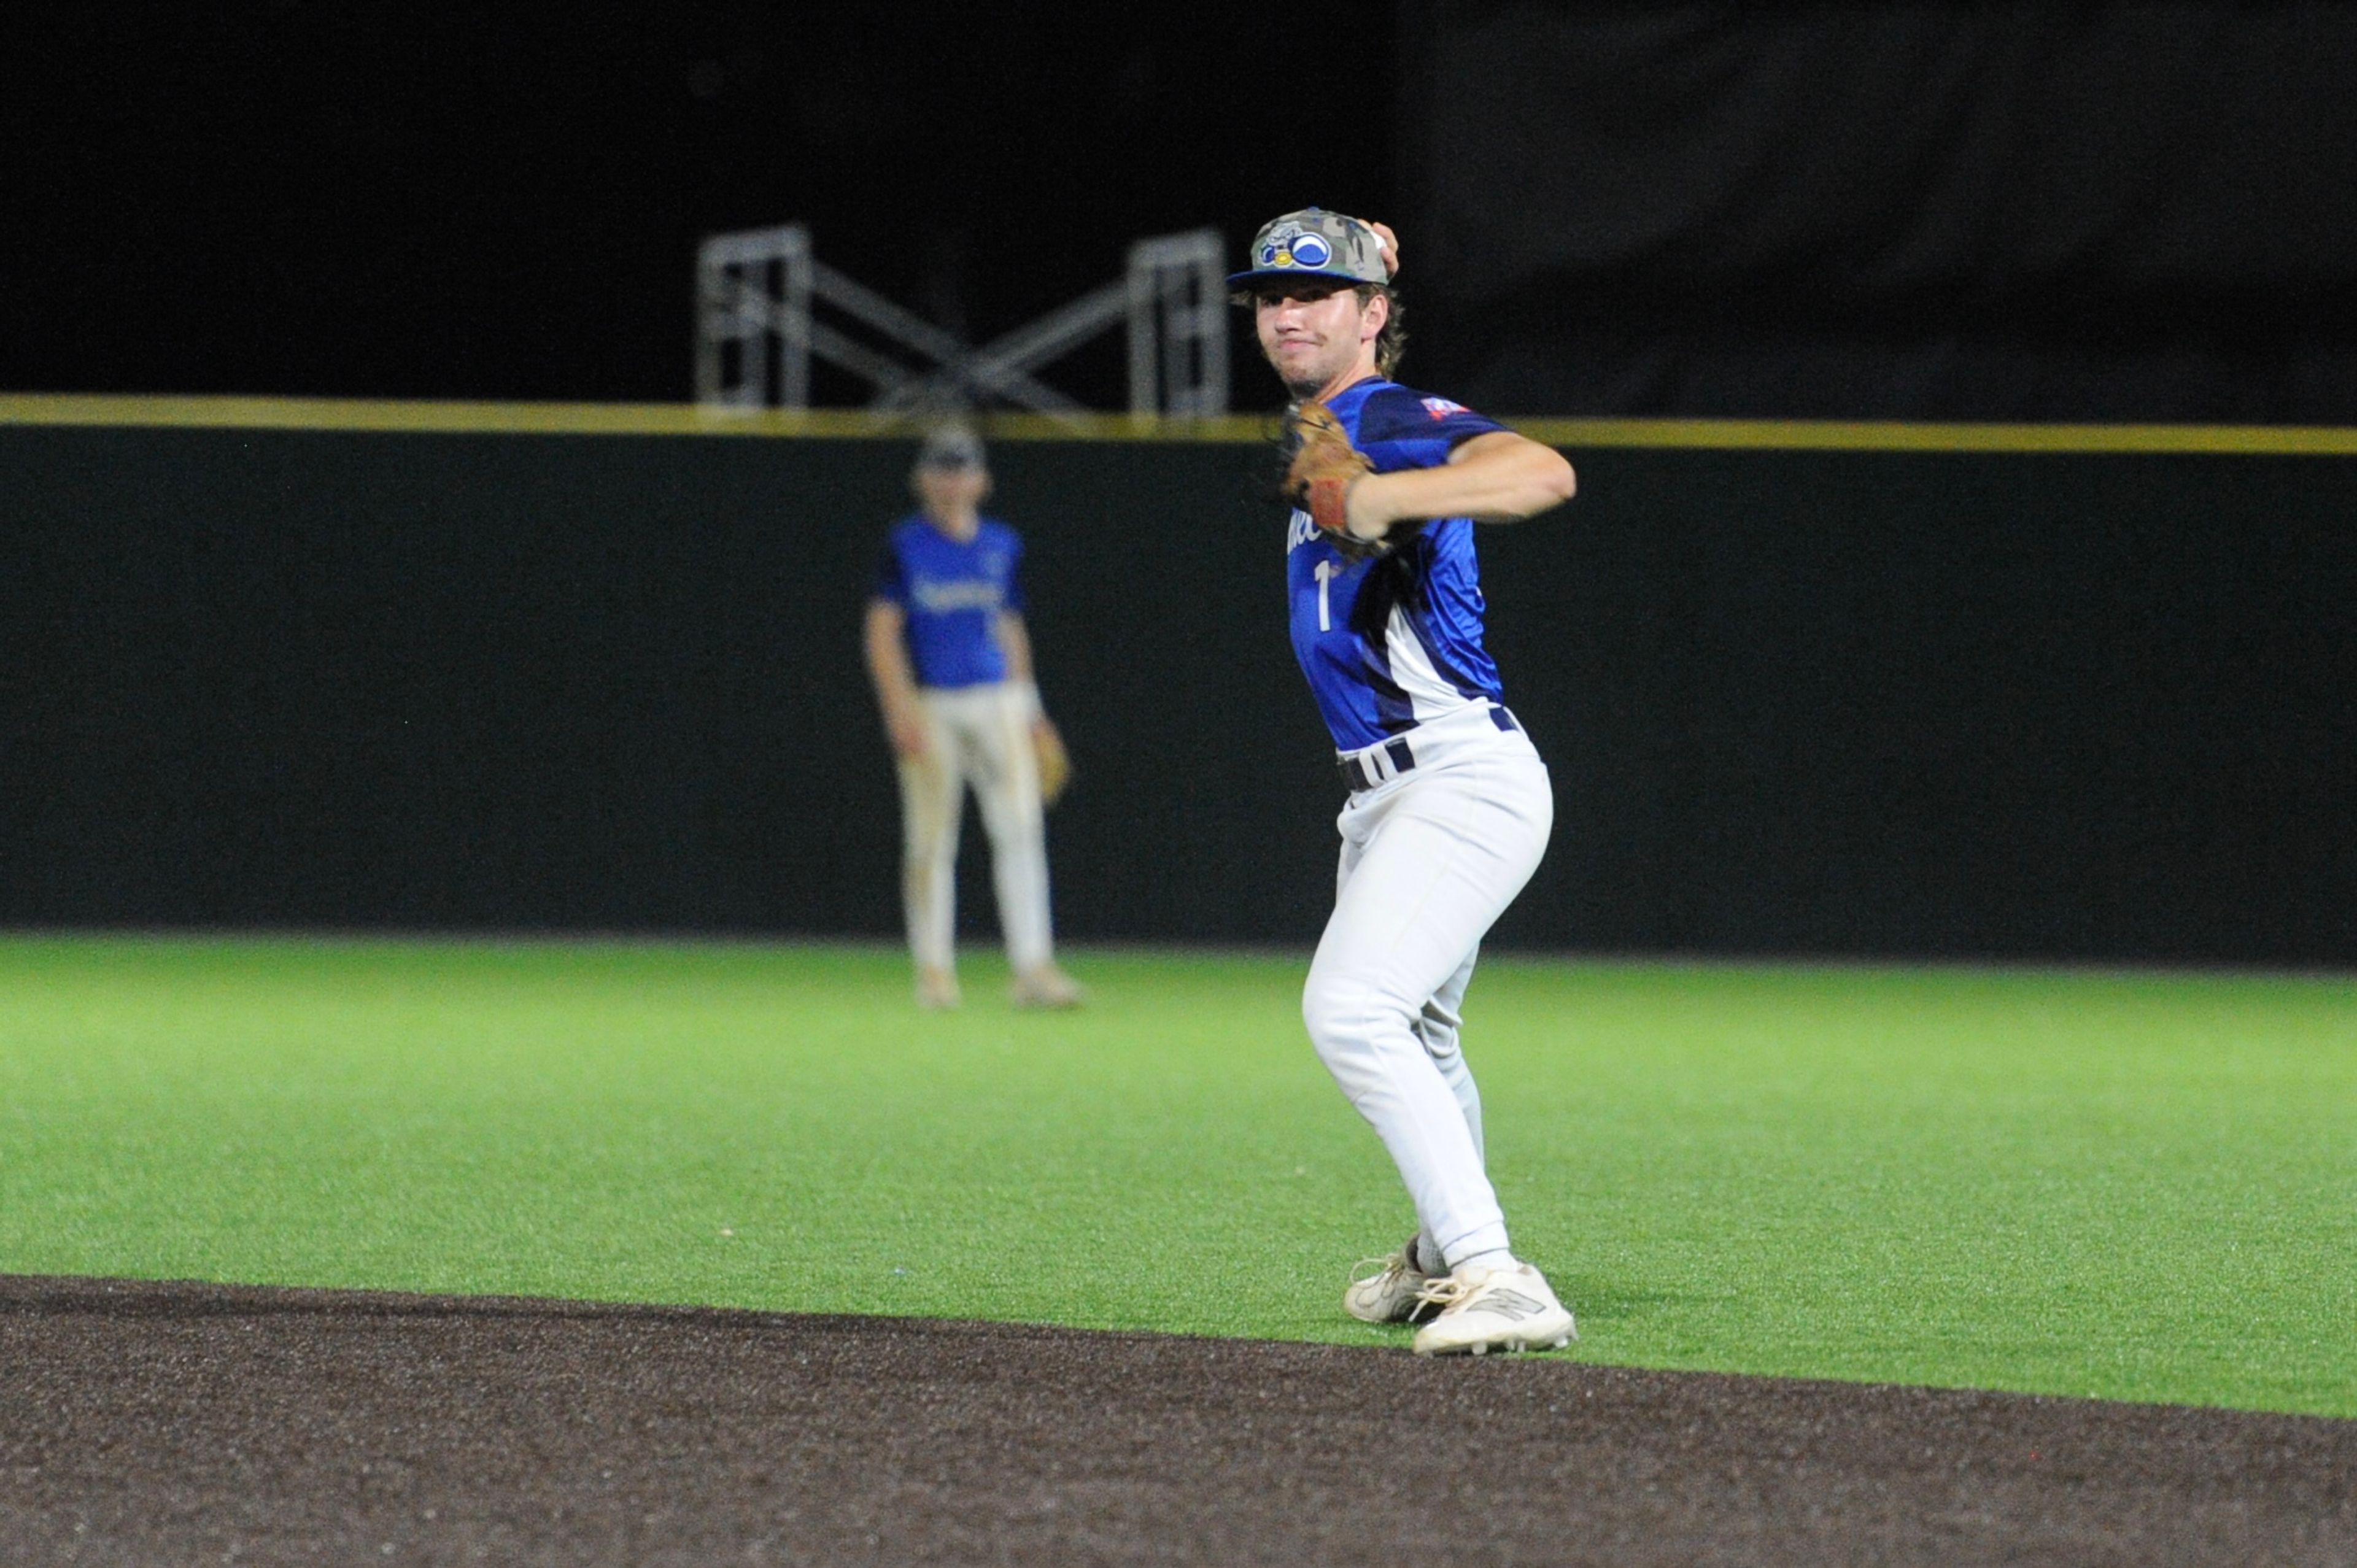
[1032,722,1071,807]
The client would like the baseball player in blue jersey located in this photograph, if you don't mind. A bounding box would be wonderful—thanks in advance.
[1232,209,1579,1355]
[864,424,1083,1011]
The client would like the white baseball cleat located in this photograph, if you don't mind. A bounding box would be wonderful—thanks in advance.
[1410,1262,1577,1356]
[1344,1241,1438,1324]
[915,966,962,1011]
[1010,964,1086,1009]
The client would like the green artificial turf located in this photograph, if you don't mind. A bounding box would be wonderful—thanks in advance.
[0,935,2350,1415]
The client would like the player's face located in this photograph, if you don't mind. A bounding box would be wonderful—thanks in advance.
[914,463,989,517]
[1255,283,1384,398]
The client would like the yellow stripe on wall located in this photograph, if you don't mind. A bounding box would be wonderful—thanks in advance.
[1507,416,2357,455]
[4,393,2355,455]
[0,394,892,438]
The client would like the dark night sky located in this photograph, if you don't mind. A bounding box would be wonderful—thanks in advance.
[3,4,1396,407]
[15,6,2355,422]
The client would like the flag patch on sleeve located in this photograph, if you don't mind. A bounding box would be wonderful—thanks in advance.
[1421,396,1468,419]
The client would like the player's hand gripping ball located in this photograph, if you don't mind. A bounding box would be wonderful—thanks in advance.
[1285,402,1383,558]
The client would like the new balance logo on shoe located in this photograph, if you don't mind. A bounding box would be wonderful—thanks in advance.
[1474,1289,1547,1322]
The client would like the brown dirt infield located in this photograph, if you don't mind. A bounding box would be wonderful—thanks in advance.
[2,1273,2351,1566]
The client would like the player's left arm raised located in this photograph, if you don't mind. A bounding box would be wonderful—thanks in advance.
[1344,431,1574,540]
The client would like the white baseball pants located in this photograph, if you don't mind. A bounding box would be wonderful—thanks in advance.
[897,681,1055,975]
[1302,706,1553,1270]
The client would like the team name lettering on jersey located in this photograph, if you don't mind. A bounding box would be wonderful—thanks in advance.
[911,578,1005,613]
[1286,508,1321,552]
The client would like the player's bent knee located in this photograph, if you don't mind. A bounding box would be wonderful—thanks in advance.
[1302,973,1415,1071]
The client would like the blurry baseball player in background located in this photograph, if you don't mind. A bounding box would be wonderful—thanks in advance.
[1233,209,1579,1354]
[864,424,1083,1011]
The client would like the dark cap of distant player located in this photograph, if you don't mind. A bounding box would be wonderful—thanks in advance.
[913,424,986,472]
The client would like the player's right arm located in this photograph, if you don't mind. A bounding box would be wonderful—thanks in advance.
[863,599,929,759]
[1345,430,1574,538]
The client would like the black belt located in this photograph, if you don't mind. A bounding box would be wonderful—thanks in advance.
[1337,708,1519,792]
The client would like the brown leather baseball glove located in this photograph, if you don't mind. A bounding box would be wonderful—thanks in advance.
[1032,719,1071,807]
[1284,402,1383,558]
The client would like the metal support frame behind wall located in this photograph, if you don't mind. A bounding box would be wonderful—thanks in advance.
[1127,230,1226,419]
[694,226,1227,419]
[695,225,811,411]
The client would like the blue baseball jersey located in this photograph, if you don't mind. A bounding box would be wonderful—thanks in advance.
[873,514,1026,689]
[1287,377,1511,751]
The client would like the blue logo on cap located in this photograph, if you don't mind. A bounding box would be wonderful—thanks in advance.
[1290,233,1332,268]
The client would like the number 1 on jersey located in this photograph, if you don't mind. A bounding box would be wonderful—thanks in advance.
[1314,558,1341,632]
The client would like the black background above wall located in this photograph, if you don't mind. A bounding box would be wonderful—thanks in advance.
[1401,2,2357,422]
[10,4,2357,420]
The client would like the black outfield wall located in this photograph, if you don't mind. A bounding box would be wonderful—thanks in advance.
[2,423,2351,965]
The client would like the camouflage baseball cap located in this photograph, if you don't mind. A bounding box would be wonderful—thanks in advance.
[1227,208,1390,291]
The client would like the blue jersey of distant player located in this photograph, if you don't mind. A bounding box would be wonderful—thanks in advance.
[1286,376,1511,751]
[874,515,1026,689]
